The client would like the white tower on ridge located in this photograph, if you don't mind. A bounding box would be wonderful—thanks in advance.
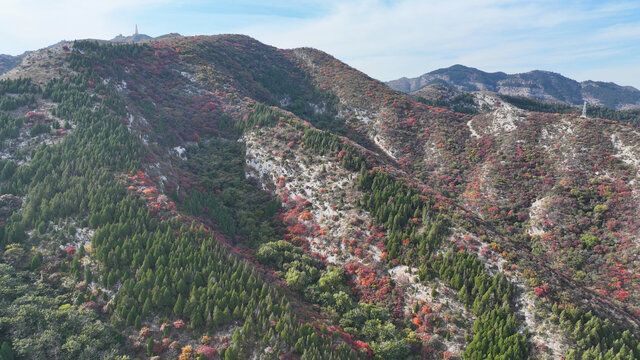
[580,101,587,118]
[135,24,139,36]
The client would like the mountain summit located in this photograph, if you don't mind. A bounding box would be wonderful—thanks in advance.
[109,33,152,43]
[387,64,640,110]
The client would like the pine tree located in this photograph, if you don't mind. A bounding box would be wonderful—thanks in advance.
[29,252,43,271]
[146,337,154,356]
[142,297,152,317]
[0,342,15,360]
[126,307,136,326]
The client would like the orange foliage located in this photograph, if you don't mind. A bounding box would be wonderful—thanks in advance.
[143,187,157,196]
[179,345,193,360]
[299,211,312,220]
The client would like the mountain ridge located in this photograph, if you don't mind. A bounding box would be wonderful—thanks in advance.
[387,64,640,110]
[0,33,156,77]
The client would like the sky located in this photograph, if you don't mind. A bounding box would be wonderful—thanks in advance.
[2,0,639,88]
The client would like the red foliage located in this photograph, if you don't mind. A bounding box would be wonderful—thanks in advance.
[65,246,76,255]
[299,211,312,221]
[139,327,151,338]
[614,289,629,302]
[173,319,185,329]
[533,285,549,296]
[196,345,217,359]
[287,223,307,235]
[352,340,373,356]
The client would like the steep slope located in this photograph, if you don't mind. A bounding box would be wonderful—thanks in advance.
[387,64,640,110]
[307,48,640,312]
[290,47,640,354]
[0,34,639,360]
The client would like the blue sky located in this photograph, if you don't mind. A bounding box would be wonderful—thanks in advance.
[2,0,639,88]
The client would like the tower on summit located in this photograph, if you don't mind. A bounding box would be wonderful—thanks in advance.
[135,24,139,36]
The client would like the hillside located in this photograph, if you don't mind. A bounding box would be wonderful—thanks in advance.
[0,33,154,77]
[387,64,640,110]
[0,35,639,360]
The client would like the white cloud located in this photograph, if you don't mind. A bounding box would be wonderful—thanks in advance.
[592,23,640,42]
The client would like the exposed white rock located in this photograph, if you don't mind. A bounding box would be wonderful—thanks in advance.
[373,134,398,160]
[179,71,197,82]
[467,118,480,138]
[611,133,640,174]
[528,197,548,236]
[173,146,187,160]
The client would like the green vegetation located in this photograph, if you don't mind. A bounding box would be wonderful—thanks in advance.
[0,43,355,359]
[415,93,478,115]
[500,94,575,113]
[298,123,529,357]
[0,72,136,358]
[180,138,280,241]
[555,305,640,359]
[500,94,640,125]
[0,263,125,359]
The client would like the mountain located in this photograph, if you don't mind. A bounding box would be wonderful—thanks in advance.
[0,53,28,75]
[387,64,640,110]
[0,35,640,359]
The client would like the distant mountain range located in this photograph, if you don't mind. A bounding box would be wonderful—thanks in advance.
[387,64,640,110]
